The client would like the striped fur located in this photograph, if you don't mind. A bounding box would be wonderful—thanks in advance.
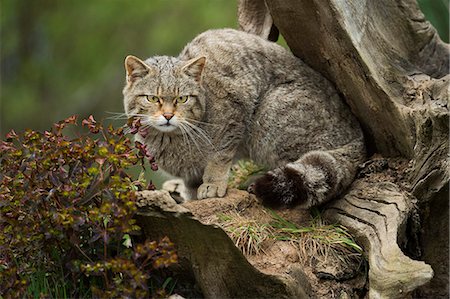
[123,29,366,207]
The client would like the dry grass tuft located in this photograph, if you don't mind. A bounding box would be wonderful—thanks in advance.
[221,159,364,267]
[216,207,363,272]
[269,209,363,268]
[217,212,274,255]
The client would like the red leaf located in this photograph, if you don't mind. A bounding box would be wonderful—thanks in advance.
[82,115,100,134]
[64,115,78,124]
[5,129,18,140]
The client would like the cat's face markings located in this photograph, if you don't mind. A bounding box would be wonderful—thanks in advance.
[137,93,196,133]
[152,95,185,132]
[123,55,206,134]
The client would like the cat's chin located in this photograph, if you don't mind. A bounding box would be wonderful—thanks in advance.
[154,124,178,133]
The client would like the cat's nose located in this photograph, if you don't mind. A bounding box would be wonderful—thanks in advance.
[163,113,174,120]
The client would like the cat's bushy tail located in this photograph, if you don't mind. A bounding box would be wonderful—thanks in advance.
[252,138,366,208]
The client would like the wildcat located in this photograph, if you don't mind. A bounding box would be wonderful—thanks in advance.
[122,28,365,208]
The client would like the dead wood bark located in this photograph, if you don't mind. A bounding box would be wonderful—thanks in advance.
[238,0,449,298]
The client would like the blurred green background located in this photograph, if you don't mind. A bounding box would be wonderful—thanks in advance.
[0,0,238,136]
[0,0,448,136]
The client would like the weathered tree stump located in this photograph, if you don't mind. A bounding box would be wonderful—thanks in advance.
[238,0,449,297]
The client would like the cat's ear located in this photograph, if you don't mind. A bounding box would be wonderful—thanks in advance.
[124,55,151,83]
[181,56,206,82]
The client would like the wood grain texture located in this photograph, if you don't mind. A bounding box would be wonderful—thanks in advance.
[324,179,433,299]
[241,0,449,158]
[238,0,278,41]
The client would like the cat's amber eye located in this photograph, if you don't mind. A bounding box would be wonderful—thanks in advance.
[176,96,189,104]
[145,95,160,103]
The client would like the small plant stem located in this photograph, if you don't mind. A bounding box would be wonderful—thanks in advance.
[74,244,93,263]
[139,255,153,270]
[104,232,108,261]
[103,271,110,290]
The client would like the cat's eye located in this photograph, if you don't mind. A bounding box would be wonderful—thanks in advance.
[176,96,189,104]
[145,95,160,103]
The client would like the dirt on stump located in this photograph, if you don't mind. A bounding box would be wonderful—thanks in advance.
[183,190,367,298]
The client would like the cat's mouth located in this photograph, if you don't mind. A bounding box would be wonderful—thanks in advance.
[153,115,179,133]
[155,122,178,132]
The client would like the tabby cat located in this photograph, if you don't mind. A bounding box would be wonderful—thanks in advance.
[122,29,365,208]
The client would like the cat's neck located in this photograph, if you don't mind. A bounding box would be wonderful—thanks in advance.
[144,126,212,154]
[144,130,181,151]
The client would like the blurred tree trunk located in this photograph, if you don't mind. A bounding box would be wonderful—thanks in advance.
[239,0,449,298]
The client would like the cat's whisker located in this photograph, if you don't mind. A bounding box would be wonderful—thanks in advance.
[178,124,193,154]
[178,123,203,155]
[182,124,206,154]
[140,118,155,127]
[179,122,210,157]
[181,120,211,142]
[181,120,217,152]
[122,127,132,134]
[183,118,221,127]
[105,114,128,121]
[105,111,149,120]
[119,116,155,135]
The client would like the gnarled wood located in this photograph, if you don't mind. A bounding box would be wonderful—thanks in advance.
[242,0,449,158]
[324,178,433,299]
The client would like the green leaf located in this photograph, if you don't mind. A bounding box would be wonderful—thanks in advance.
[103,215,111,228]
[122,234,132,248]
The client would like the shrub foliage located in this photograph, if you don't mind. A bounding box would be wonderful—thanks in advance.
[0,115,177,298]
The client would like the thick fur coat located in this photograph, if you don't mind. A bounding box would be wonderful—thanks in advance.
[123,29,365,208]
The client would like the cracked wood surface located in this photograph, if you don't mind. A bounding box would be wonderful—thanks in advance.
[238,0,278,41]
[324,179,433,299]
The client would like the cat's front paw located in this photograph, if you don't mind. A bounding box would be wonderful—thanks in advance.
[162,179,185,194]
[197,182,227,199]
[162,179,198,202]
[162,179,186,203]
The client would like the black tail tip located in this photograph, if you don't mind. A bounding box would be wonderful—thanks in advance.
[250,167,309,208]
[250,172,287,208]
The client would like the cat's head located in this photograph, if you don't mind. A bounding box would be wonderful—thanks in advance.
[122,55,206,134]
